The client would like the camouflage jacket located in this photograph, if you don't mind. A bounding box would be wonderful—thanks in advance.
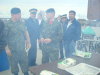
[5,19,27,45]
[40,19,63,46]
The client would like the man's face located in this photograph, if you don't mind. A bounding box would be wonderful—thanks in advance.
[46,12,55,20]
[11,13,21,21]
[30,10,37,18]
[69,13,75,20]
[37,15,42,19]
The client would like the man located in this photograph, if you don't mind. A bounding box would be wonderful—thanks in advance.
[37,11,45,39]
[0,20,9,72]
[37,11,45,25]
[39,8,63,64]
[25,8,39,67]
[37,11,45,50]
[5,8,31,75]
[59,14,68,59]
[63,10,81,58]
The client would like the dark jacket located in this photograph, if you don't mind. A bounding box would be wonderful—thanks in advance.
[0,20,9,72]
[0,20,7,53]
[63,19,81,42]
[25,18,39,41]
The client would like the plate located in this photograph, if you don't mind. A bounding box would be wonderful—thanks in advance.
[75,50,92,58]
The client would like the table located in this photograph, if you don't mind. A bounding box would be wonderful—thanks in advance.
[29,53,100,75]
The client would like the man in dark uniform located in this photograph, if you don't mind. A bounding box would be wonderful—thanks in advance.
[25,8,39,67]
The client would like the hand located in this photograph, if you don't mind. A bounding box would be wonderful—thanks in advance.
[26,41,31,49]
[6,49,12,56]
[39,38,45,43]
[44,38,52,43]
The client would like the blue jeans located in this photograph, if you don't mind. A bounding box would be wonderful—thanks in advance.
[64,41,76,58]
[59,41,64,59]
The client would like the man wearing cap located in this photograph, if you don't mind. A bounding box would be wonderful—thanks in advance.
[5,7,31,75]
[25,8,39,67]
[59,14,68,59]
[39,8,63,63]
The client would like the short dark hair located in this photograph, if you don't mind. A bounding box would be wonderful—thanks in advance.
[29,8,37,12]
[46,8,55,13]
[11,7,21,14]
[69,10,76,15]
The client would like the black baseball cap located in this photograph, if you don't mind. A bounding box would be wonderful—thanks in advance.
[11,7,21,14]
[29,8,37,14]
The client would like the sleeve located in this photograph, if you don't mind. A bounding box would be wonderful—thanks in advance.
[3,22,9,44]
[0,30,7,49]
[36,19,40,39]
[0,21,8,50]
[22,20,27,32]
[75,22,81,41]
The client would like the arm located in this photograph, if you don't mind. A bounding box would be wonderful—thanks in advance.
[5,45,12,56]
[2,21,12,56]
[25,31,31,49]
[76,22,81,41]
